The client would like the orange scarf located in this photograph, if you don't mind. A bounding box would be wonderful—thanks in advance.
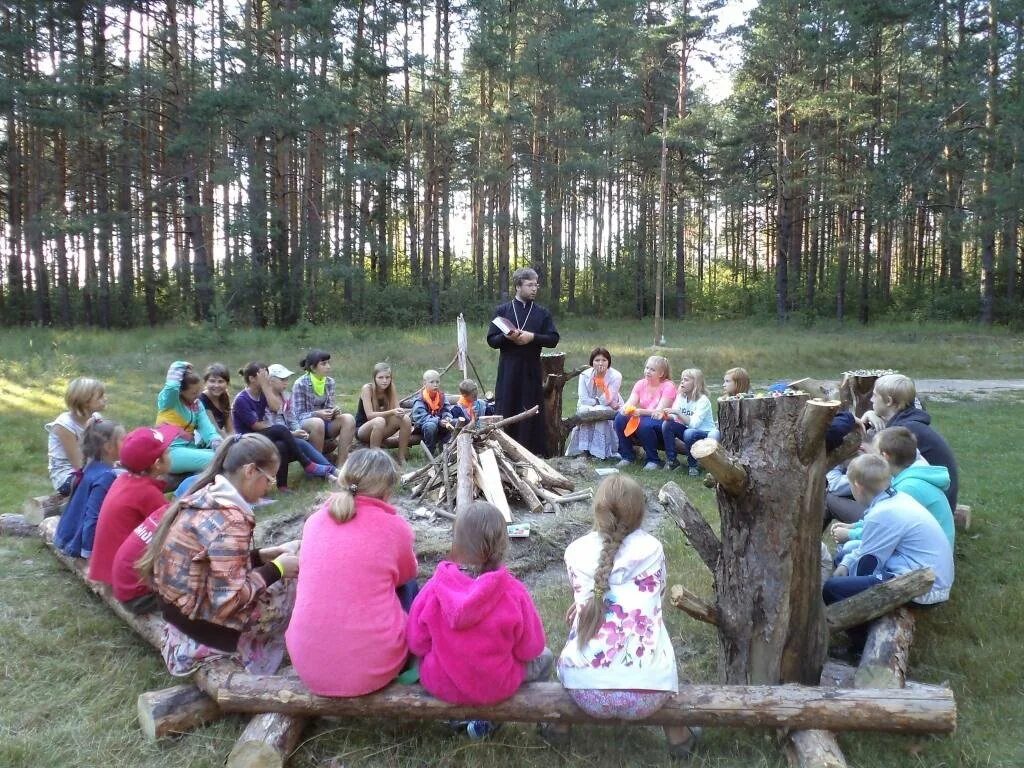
[458,395,477,423]
[593,373,607,396]
[422,388,444,415]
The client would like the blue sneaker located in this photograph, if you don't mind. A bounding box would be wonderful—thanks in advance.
[305,462,335,479]
[466,720,501,740]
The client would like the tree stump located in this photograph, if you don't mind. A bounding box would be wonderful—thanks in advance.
[838,371,890,417]
[688,393,841,685]
[541,352,586,457]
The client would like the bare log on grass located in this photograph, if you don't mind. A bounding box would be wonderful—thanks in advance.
[214,676,955,734]
[855,608,915,689]
[785,730,849,768]
[825,569,934,633]
[138,685,220,741]
[227,711,305,768]
[0,513,39,537]
[658,482,721,573]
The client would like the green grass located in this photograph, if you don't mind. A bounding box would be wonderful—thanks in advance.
[1,319,1022,767]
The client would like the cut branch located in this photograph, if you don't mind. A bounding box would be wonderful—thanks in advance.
[658,481,721,573]
[825,430,863,471]
[137,685,220,741]
[670,584,720,626]
[561,409,615,431]
[689,438,747,496]
[855,608,915,689]
[825,569,934,633]
[797,399,842,465]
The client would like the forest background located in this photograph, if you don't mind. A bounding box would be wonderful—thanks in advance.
[1,0,1022,330]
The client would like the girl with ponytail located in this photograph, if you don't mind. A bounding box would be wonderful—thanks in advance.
[407,502,550,717]
[286,448,418,696]
[554,474,700,757]
[139,433,300,677]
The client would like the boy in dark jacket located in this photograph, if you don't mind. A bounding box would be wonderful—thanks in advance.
[871,373,959,508]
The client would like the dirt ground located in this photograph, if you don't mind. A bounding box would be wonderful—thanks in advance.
[255,455,668,589]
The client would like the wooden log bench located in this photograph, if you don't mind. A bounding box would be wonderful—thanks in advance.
[34,516,305,768]
[210,672,955,734]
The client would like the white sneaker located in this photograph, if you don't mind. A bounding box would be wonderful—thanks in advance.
[642,461,661,471]
[615,459,633,469]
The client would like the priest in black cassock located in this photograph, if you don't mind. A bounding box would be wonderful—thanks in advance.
[486,267,560,456]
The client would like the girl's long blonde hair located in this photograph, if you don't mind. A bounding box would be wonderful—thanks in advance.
[679,368,708,400]
[329,448,398,523]
[576,474,646,649]
[136,433,279,582]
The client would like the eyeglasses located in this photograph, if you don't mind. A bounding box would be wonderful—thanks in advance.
[255,467,276,486]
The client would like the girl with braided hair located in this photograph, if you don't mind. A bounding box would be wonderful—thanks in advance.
[407,502,550,738]
[554,474,700,758]
[286,448,418,696]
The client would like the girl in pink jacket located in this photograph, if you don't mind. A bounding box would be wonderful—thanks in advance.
[286,448,418,696]
[408,502,551,735]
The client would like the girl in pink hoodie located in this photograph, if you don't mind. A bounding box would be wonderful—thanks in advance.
[286,448,418,696]
[407,501,551,712]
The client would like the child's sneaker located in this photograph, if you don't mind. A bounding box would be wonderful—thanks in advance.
[466,720,501,740]
[305,462,335,479]
[665,460,682,471]
[687,467,700,477]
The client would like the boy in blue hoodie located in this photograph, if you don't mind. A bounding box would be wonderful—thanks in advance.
[872,374,959,508]
[824,453,954,607]
[833,427,955,555]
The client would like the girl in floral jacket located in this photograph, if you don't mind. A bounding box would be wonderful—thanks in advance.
[138,433,299,676]
[555,474,700,758]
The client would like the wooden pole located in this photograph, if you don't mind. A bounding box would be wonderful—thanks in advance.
[0,513,39,537]
[212,676,956,734]
[227,712,305,768]
[455,431,476,512]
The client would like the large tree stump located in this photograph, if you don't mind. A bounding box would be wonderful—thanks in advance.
[541,352,586,457]
[691,394,841,686]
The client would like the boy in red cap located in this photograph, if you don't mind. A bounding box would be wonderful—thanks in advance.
[88,425,177,586]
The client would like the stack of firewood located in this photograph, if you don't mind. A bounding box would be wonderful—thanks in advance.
[400,406,592,521]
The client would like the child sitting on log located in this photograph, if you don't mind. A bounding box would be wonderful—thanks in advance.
[661,368,716,475]
[407,501,551,739]
[233,361,336,490]
[411,369,455,455]
[450,379,488,425]
[265,363,339,481]
[721,367,750,397]
[156,361,224,474]
[139,434,299,676]
[871,373,959,508]
[45,377,107,497]
[832,427,955,557]
[88,425,178,586]
[552,474,700,758]
[823,453,953,608]
[286,448,418,696]
[199,363,234,438]
[54,419,125,558]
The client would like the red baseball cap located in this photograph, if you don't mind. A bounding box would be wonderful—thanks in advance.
[120,424,182,473]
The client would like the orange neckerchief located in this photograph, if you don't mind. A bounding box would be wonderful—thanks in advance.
[593,373,607,395]
[422,388,444,414]
[458,395,477,423]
